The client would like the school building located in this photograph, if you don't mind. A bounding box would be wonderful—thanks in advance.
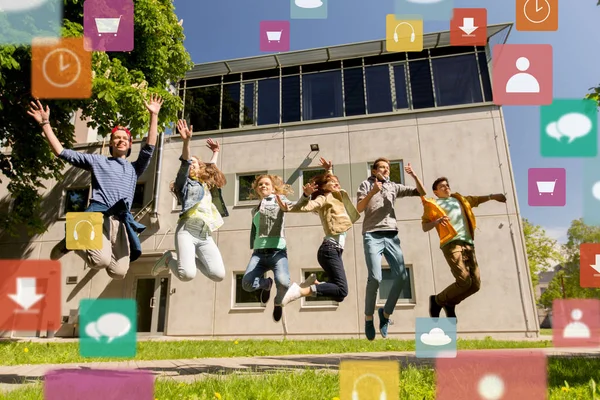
[0,22,540,339]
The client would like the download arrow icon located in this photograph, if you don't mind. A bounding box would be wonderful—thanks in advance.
[591,255,600,274]
[459,17,478,36]
[8,278,44,311]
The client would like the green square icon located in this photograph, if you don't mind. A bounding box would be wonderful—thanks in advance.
[541,99,597,157]
[79,299,137,358]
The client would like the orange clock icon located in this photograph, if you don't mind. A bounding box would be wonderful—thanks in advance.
[32,37,91,99]
[516,0,558,31]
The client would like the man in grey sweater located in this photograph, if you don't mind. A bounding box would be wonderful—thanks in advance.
[357,158,426,340]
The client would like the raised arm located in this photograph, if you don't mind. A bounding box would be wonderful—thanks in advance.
[206,138,220,164]
[319,157,333,173]
[27,100,63,156]
[143,94,163,146]
[405,162,426,196]
[176,119,192,160]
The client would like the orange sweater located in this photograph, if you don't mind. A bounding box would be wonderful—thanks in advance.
[421,193,483,246]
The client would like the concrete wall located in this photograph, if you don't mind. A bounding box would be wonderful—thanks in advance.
[0,104,539,339]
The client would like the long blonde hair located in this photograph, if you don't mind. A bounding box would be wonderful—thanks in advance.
[250,175,293,199]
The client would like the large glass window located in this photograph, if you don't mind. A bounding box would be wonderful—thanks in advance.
[432,54,483,107]
[302,270,337,305]
[343,67,365,116]
[282,75,301,123]
[184,86,221,132]
[377,265,414,304]
[365,65,393,114]
[302,168,326,186]
[302,70,343,121]
[222,83,241,129]
[132,183,145,210]
[243,82,255,125]
[409,60,435,109]
[64,187,90,215]
[234,273,263,307]
[477,52,493,102]
[257,78,279,125]
[393,65,409,109]
[237,173,266,204]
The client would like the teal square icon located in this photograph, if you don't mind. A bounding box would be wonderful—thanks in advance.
[291,0,327,19]
[415,317,457,358]
[79,299,137,358]
[541,99,597,157]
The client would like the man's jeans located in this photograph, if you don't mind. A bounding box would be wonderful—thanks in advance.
[363,231,409,316]
[242,249,290,305]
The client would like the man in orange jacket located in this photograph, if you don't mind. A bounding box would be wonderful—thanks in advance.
[422,177,506,320]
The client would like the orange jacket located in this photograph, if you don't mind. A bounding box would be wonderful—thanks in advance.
[421,193,483,246]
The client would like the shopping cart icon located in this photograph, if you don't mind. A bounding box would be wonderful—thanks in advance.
[266,31,283,42]
[95,16,122,36]
[536,180,557,195]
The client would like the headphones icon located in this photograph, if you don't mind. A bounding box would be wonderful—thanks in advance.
[351,373,386,400]
[73,219,96,242]
[393,22,416,43]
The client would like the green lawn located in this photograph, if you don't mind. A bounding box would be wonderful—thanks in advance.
[1,357,599,400]
[541,329,553,336]
[0,337,554,366]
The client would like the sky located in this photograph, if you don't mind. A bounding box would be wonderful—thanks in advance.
[171,0,600,244]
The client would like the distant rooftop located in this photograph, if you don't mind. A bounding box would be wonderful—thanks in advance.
[185,22,513,80]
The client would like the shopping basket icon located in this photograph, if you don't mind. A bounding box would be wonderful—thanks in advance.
[95,16,122,36]
[266,30,283,42]
[536,180,557,195]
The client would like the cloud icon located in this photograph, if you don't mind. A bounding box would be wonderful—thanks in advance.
[0,0,49,12]
[420,327,452,346]
[295,0,323,8]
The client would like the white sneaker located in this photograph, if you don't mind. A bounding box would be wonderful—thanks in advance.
[300,273,317,288]
[281,283,303,306]
[152,251,172,276]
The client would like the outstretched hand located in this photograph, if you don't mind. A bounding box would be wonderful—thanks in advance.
[27,99,50,125]
[206,138,220,153]
[176,119,192,140]
[319,157,333,171]
[494,194,507,203]
[404,162,415,177]
[275,194,290,211]
[303,182,317,197]
[144,94,164,115]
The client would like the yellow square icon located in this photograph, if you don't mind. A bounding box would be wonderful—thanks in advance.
[66,212,103,250]
[386,15,423,52]
[339,361,399,400]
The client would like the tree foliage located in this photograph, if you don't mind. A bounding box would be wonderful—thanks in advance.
[0,0,193,236]
[522,218,563,288]
[539,219,600,308]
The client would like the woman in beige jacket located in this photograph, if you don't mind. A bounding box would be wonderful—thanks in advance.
[277,159,360,306]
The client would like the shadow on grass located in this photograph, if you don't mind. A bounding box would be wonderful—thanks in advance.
[548,357,600,388]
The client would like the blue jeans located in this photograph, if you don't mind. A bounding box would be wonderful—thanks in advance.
[363,231,408,316]
[242,249,290,305]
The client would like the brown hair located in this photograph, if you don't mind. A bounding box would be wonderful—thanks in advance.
[432,177,449,192]
[372,157,391,171]
[250,175,293,199]
[309,172,339,200]
[169,157,227,197]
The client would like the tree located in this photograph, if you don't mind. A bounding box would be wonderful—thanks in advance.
[522,218,563,288]
[0,0,193,236]
[539,219,600,308]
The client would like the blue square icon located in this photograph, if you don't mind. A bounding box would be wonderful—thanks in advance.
[395,0,453,21]
[415,317,457,358]
[583,158,600,226]
[79,299,137,358]
[291,0,327,19]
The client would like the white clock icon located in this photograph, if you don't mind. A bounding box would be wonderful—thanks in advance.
[42,48,82,88]
[523,0,551,24]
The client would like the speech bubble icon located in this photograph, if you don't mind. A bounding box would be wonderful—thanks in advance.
[557,112,592,144]
[592,181,600,201]
[96,312,131,343]
[0,0,49,12]
[545,122,563,141]
[85,321,101,341]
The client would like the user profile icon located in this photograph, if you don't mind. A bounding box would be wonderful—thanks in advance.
[66,212,103,250]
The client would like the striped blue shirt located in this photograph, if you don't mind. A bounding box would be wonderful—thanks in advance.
[59,144,155,210]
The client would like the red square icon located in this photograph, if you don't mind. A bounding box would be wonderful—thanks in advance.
[0,260,61,331]
[450,8,487,46]
[552,299,600,348]
[492,44,553,105]
[437,350,547,399]
[580,243,600,287]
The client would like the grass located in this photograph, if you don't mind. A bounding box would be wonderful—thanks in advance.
[1,357,599,400]
[541,328,553,336]
[0,337,554,366]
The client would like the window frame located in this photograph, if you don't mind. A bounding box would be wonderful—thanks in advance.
[300,269,339,309]
[231,272,265,309]
[375,264,416,306]
[59,186,92,219]
[235,171,267,207]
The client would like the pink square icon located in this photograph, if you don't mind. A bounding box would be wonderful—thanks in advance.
[552,299,600,348]
[84,0,134,52]
[528,168,566,207]
[436,350,547,399]
[260,21,290,52]
[492,44,552,105]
